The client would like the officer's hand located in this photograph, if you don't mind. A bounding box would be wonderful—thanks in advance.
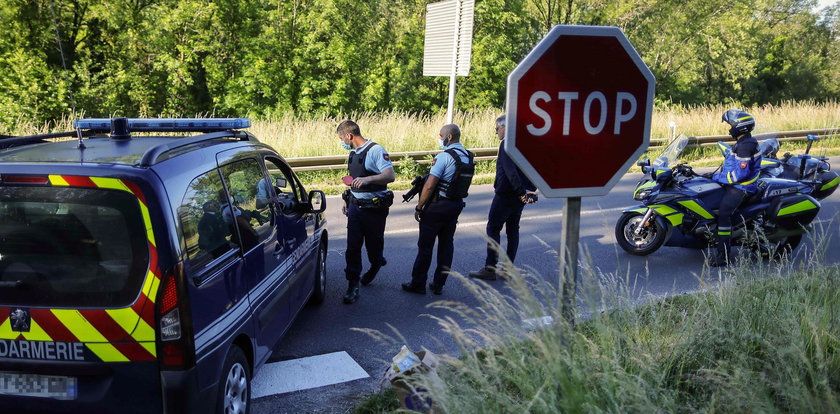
[519,194,529,204]
[414,207,423,223]
[342,205,348,216]
[525,191,538,204]
[351,177,368,189]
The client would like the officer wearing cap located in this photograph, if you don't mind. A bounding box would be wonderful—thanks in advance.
[338,120,395,304]
[402,124,474,295]
[710,109,761,266]
[469,114,537,281]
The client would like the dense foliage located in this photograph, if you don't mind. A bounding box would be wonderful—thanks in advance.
[0,0,837,128]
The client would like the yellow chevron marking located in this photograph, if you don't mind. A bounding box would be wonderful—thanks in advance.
[51,309,128,362]
[48,175,70,186]
[138,200,157,247]
[143,270,161,303]
[85,343,129,362]
[131,319,157,345]
[0,318,16,339]
[90,177,131,192]
[22,319,53,342]
[105,308,140,337]
[138,341,156,356]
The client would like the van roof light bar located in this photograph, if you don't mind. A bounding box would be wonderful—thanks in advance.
[73,118,251,132]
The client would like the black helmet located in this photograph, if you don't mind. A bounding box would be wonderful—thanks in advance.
[721,109,755,137]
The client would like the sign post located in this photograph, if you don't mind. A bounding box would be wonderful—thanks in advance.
[504,25,655,325]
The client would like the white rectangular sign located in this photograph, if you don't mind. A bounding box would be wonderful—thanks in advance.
[423,0,474,77]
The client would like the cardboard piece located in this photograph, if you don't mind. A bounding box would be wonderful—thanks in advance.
[384,346,442,413]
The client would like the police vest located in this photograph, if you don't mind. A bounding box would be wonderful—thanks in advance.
[714,135,762,193]
[438,148,475,199]
[348,142,387,193]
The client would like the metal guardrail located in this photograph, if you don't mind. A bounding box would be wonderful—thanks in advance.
[284,127,837,171]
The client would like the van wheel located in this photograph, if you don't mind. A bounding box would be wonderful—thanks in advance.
[218,346,250,414]
[308,242,327,306]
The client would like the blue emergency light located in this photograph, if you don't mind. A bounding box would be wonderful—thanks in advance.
[73,118,251,132]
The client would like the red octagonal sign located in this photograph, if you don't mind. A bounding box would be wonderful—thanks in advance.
[505,25,655,198]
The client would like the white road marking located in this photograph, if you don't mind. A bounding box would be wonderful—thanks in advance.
[251,351,369,398]
[365,206,630,237]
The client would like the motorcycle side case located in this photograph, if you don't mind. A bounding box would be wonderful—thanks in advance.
[767,194,820,230]
[813,171,839,200]
[759,178,810,201]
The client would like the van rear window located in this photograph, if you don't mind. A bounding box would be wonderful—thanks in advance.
[0,186,149,307]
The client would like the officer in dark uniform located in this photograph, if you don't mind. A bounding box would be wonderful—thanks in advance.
[469,115,537,281]
[710,109,761,267]
[338,120,395,304]
[402,124,474,295]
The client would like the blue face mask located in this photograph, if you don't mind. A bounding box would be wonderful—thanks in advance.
[341,141,352,151]
[438,138,447,149]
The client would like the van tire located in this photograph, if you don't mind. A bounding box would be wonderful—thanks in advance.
[217,346,250,414]
[308,242,327,306]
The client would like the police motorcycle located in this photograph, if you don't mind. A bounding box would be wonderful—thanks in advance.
[615,134,822,257]
[730,134,839,200]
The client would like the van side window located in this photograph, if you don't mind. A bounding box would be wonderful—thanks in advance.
[264,158,299,202]
[219,158,273,251]
[178,169,238,268]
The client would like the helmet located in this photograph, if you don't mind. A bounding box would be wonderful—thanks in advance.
[721,109,755,137]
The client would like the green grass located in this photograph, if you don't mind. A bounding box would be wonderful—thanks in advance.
[356,228,840,413]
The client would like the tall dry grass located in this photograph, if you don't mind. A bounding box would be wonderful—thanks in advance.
[355,223,840,413]
[5,102,838,158]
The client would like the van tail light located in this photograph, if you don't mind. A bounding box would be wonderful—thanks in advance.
[156,264,195,370]
[1,175,49,184]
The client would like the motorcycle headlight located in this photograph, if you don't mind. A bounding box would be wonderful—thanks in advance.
[635,189,653,200]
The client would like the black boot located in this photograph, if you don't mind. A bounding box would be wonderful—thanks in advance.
[711,234,732,267]
[361,257,387,286]
[343,281,360,304]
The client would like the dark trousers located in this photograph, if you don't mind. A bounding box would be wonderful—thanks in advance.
[717,186,746,255]
[485,194,526,267]
[345,202,389,283]
[410,199,465,287]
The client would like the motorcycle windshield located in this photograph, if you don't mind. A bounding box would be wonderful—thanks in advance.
[652,134,689,168]
[758,138,780,157]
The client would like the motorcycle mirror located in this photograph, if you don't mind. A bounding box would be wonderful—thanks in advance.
[637,158,650,168]
[806,134,819,142]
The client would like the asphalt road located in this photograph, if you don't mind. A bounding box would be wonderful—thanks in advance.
[253,165,840,413]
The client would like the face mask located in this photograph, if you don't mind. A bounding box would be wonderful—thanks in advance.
[438,138,447,149]
[341,141,352,150]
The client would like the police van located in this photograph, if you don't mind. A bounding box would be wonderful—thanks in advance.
[0,118,328,413]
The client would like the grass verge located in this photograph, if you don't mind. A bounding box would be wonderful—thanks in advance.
[355,226,840,413]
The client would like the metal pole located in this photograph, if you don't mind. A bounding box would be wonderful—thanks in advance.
[446,0,461,124]
[560,196,581,325]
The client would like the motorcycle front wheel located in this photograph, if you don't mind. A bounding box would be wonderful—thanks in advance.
[615,212,668,256]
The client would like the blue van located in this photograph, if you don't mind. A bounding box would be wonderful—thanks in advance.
[0,118,328,413]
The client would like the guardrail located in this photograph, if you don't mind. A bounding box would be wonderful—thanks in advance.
[284,127,837,171]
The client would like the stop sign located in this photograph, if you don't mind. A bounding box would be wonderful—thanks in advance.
[505,25,655,198]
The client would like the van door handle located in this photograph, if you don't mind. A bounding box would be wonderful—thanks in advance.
[273,243,283,257]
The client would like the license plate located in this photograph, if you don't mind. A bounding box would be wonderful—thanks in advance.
[0,371,77,400]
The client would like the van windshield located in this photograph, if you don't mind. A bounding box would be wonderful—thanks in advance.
[0,186,149,307]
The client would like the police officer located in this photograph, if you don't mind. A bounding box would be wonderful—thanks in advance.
[710,109,761,267]
[469,115,537,281]
[402,124,474,295]
[338,120,395,304]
